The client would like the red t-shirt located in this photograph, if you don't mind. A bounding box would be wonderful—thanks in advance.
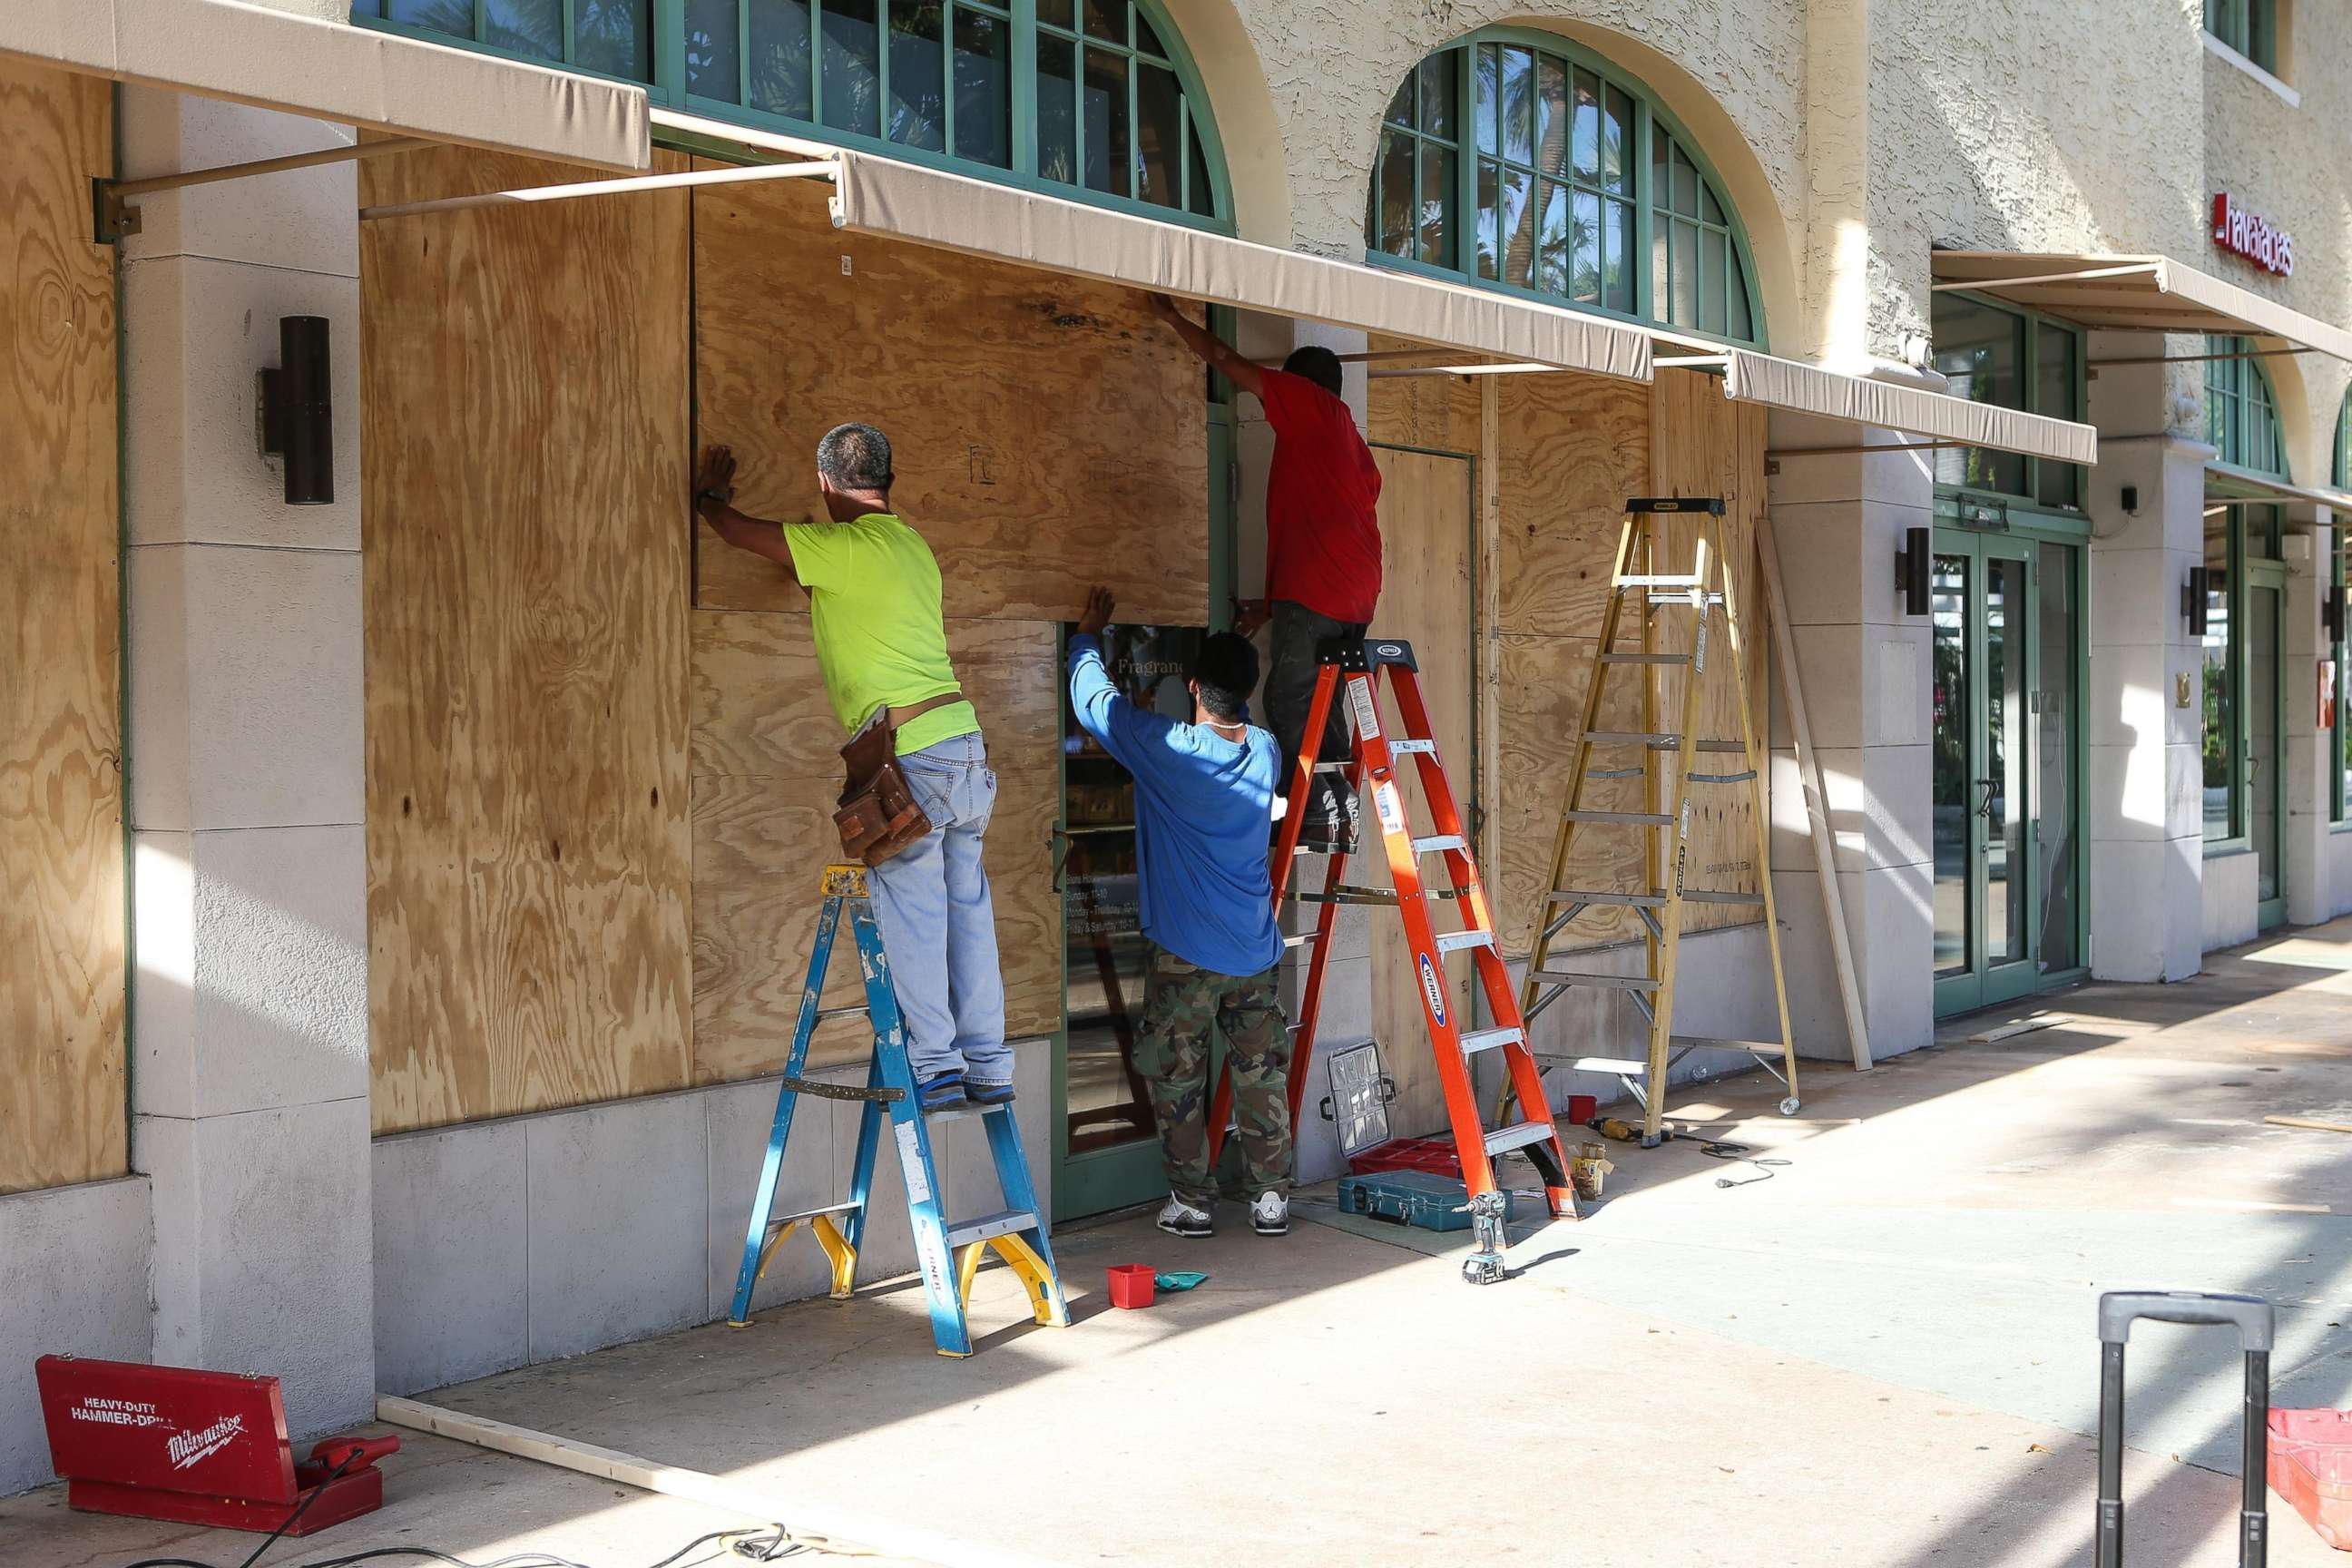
[1259,368,1383,624]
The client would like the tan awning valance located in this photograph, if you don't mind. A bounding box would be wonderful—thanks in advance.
[2,0,648,172]
[2205,461,2352,516]
[1931,250,2352,363]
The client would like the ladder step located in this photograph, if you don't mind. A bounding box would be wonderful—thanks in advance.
[1614,574,1703,589]
[1529,1054,1649,1075]
[1687,770,1759,785]
[1529,969,1661,992]
[1583,732,1746,752]
[1283,932,1316,948]
[1432,929,1494,955]
[1648,592,1724,605]
[1298,886,1401,906]
[1483,1120,1558,1157]
[1410,834,1465,854]
[946,1209,1037,1249]
[1561,809,1673,826]
[1683,889,1765,906]
[1547,889,1666,907]
[1458,1025,1524,1055]
[1670,1035,1789,1057]
[1587,767,1643,779]
[765,1200,861,1234]
[1311,761,1352,774]
[1388,739,1436,754]
[1597,652,1690,665]
[815,1004,870,1021]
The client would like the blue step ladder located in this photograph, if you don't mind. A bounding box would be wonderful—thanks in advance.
[727,864,1070,1357]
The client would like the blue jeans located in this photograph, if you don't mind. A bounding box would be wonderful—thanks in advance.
[866,732,1010,1085]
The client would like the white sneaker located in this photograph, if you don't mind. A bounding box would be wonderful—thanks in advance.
[1157,1198,1213,1239]
[1250,1190,1289,1236]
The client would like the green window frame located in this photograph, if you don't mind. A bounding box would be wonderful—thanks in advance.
[1365,31,1764,347]
[2334,390,2351,824]
[2208,336,2290,475]
[2201,338,2289,852]
[351,0,1233,230]
[2206,0,2279,73]
[1930,292,2086,519]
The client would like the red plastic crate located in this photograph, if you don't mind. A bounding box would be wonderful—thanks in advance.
[2269,1407,2352,1550]
[1347,1136,1463,1181]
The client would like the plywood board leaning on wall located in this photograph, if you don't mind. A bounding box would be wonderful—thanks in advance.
[0,63,122,1194]
[361,145,694,1135]
[688,169,1210,1078]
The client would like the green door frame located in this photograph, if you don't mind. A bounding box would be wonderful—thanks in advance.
[2247,557,2289,931]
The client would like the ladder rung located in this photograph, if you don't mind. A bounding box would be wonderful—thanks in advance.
[1311,761,1352,774]
[1683,889,1766,906]
[815,1004,869,1021]
[1583,730,1680,747]
[1389,739,1436,754]
[1561,809,1672,826]
[1458,1026,1524,1055]
[1597,652,1690,665]
[1547,889,1665,907]
[765,1200,861,1233]
[1530,1054,1648,1076]
[1410,834,1465,855]
[1687,770,1759,784]
[1648,592,1723,605]
[1670,1035,1789,1058]
[1432,929,1494,955]
[1615,574,1703,589]
[1483,1121,1557,1157]
[1298,886,1401,906]
[1283,932,1316,948]
[946,1209,1037,1249]
[1586,767,1642,779]
[1529,969,1661,992]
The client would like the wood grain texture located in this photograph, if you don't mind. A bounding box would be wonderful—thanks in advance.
[691,170,1207,622]
[1365,448,1475,1134]
[1494,372,1651,639]
[1494,634,1650,956]
[362,144,694,1135]
[0,63,122,1194]
[1365,337,1483,453]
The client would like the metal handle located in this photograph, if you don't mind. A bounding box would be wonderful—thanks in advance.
[2098,1289,2273,1349]
[2095,1291,2272,1568]
[1975,778,1996,820]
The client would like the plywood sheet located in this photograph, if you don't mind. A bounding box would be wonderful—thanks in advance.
[362,144,694,1135]
[1494,371,1651,639]
[1364,448,1475,1133]
[0,63,122,1194]
[1365,336,1483,453]
[1494,633,1651,957]
[691,170,1207,622]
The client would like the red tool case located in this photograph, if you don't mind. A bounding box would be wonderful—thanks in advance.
[36,1356,397,1534]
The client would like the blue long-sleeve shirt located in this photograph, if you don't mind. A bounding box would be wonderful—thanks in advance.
[1068,634,1284,978]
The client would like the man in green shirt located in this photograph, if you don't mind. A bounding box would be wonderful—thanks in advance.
[694,424,1007,1113]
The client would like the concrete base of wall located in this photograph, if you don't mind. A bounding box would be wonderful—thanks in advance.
[2201,848,2260,953]
[372,1042,1051,1396]
[0,1178,152,1496]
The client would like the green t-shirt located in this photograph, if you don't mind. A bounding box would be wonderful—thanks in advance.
[782,512,979,755]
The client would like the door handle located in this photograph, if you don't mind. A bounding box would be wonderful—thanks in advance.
[1975,778,1997,820]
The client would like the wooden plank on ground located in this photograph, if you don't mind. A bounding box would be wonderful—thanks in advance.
[0,62,122,1194]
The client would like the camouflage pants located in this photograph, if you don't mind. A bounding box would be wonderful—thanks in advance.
[1131,943,1292,1208]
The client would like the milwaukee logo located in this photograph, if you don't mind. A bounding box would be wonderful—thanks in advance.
[168,1415,245,1471]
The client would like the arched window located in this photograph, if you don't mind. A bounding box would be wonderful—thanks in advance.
[352,0,1231,227]
[2206,336,2288,475]
[1367,32,1763,345]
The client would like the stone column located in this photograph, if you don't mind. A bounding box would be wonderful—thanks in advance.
[120,89,373,1437]
[2082,332,2210,981]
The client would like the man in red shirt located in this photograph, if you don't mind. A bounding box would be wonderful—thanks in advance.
[1147,293,1384,849]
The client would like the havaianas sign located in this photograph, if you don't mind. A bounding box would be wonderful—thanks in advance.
[2212,191,2295,278]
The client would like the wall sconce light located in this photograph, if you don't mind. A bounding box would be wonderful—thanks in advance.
[2326,583,2347,644]
[1894,525,1931,615]
[2120,485,2140,515]
[258,316,334,506]
[2185,566,2211,637]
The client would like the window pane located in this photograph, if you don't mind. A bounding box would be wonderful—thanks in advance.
[2205,514,2237,840]
[1534,54,1566,176]
[1475,44,1498,157]
[1932,296,2028,495]
[1534,179,1566,296]
[2037,328,2082,508]
[1037,0,1073,26]
[2035,542,2079,970]
[1571,66,1600,181]
[1476,158,1500,280]
[1651,221,1669,323]
[1727,246,1750,339]
[887,3,946,151]
[819,0,879,134]
[353,0,383,15]
[1571,187,1600,304]
[1602,197,1632,314]
[1701,226,1727,335]
[1672,143,1700,218]
[1419,53,1455,142]
[1670,220,1699,324]
[1651,122,1669,203]
[1133,6,1166,58]
[1083,45,1131,197]
[953,7,1011,165]
[1418,144,1455,267]
[1375,130,1414,257]
[686,0,741,101]
[573,0,651,79]
[748,0,812,118]
[1036,33,1077,185]
[386,1,454,31]
[2248,0,2275,67]
[485,0,563,60]
[1700,177,1726,227]
[1601,83,1631,192]
[1931,554,1970,975]
[1083,0,1122,41]
[1500,166,1533,289]
[1134,61,1181,206]
[1501,45,1534,165]
[1186,122,1213,216]
[1385,70,1414,128]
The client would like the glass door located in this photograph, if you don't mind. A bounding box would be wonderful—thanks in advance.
[2248,565,2287,929]
[1933,533,2052,1014]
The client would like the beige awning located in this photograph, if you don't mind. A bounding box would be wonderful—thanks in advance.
[689,116,1655,381]
[2,0,649,172]
[1932,250,2352,363]
[2204,461,2352,516]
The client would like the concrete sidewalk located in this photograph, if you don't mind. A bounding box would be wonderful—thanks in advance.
[11,918,2352,1567]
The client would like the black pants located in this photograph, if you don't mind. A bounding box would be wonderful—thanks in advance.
[1263,600,1366,842]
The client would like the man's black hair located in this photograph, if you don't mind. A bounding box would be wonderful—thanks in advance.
[1190,632,1260,723]
[817,422,894,492]
[1281,344,1345,398]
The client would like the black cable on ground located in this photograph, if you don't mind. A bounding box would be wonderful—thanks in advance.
[1700,1138,1790,1188]
[121,1519,800,1568]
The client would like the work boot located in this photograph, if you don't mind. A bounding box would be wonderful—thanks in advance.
[1250,1190,1289,1236]
[916,1073,966,1113]
[1156,1197,1213,1239]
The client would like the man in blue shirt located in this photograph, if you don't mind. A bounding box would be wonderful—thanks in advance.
[1069,587,1292,1238]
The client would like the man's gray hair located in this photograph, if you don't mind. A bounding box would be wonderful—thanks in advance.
[817,422,893,492]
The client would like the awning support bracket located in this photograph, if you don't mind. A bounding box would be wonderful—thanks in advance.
[358,159,838,222]
[91,136,436,245]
